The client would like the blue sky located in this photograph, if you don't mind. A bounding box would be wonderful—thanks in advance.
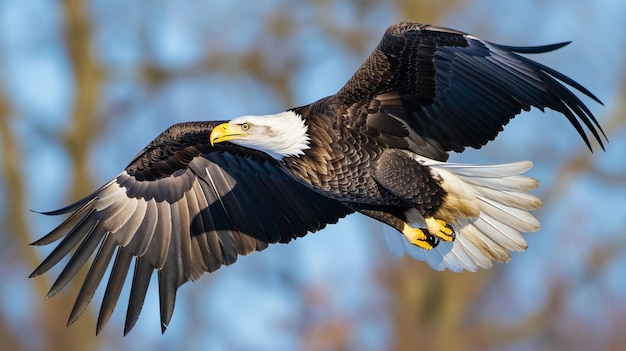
[1,0,626,350]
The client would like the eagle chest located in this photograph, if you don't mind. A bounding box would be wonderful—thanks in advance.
[283,129,381,201]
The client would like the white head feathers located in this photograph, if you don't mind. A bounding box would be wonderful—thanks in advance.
[227,111,310,160]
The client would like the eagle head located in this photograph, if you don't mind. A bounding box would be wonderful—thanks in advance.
[210,111,310,160]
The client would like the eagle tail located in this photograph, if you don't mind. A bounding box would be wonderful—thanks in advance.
[383,158,542,272]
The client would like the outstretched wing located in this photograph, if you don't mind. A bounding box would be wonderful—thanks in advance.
[334,22,605,160]
[30,121,352,335]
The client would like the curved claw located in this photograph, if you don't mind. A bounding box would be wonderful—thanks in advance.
[424,232,440,249]
[425,217,455,242]
[401,224,439,250]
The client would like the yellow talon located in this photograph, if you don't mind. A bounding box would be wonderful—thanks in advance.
[425,217,455,242]
[402,223,438,250]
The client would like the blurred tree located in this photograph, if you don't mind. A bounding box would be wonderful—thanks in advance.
[0,83,26,351]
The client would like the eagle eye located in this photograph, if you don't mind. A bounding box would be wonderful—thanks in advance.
[241,122,250,131]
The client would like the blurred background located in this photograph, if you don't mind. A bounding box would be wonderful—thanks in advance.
[1,0,625,350]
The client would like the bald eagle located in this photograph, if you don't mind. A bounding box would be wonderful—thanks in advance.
[30,22,605,334]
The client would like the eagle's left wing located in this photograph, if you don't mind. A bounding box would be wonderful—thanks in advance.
[334,22,605,159]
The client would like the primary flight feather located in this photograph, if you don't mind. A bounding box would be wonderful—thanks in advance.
[30,22,605,335]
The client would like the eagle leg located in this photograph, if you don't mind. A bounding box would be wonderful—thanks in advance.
[401,223,440,250]
[351,207,443,250]
[424,217,455,242]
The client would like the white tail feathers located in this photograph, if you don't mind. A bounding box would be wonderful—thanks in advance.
[383,156,542,272]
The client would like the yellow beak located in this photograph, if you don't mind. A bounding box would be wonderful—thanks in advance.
[210,123,248,146]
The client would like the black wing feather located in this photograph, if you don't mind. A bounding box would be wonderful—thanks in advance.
[97,247,133,334]
[69,232,116,326]
[124,256,152,335]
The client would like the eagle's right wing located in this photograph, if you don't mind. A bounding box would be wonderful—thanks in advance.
[30,121,352,335]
